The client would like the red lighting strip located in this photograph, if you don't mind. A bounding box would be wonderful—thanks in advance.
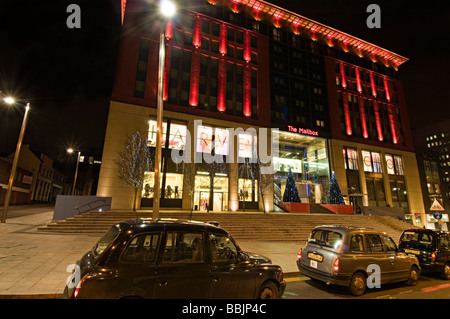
[383,77,390,101]
[355,67,362,93]
[163,45,171,102]
[358,97,368,139]
[342,93,352,136]
[219,23,227,55]
[373,100,383,141]
[217,59,226,112]
[243,65,251,117]
[189,51,200,107]
[165,20,173,40]
[193,15,201,48]
[340,62,347,89]
[388,104,398,144]
[244,31,251,62]
[369,72,377,97]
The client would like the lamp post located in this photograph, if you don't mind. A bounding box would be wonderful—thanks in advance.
[153,0,176,221]
[67,148,81,196]
[1,96,31,223]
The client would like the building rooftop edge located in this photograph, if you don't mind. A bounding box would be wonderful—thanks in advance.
[214,0,408,68]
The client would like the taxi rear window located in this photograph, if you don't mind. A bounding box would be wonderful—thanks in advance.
[308,229,343,250]
[400,231,434,245]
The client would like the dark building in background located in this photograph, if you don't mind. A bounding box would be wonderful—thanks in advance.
[413,119,450,230]
[98,0,425,225]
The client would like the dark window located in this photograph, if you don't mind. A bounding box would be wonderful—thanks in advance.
[366,234,383,253]
[163,232,204,263]
[121,233,160,263]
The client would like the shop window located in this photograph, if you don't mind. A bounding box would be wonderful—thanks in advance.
[149,120,185,149]
[238,132,257,159]
[385,154,404,175]
[362,150,382,173]
[344,147,359,170]
[196,125,229,156]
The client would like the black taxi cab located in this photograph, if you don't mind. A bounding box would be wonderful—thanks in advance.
[63,218,286,299]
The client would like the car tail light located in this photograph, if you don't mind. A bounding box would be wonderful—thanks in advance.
[333,258,340,272]
[74,275,87,298]
[297,248,302,260]
[431,252,436,262]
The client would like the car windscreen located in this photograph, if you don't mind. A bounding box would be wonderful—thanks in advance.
[93,225,120,256]
[308,229,343,250]
[400,231,435,247]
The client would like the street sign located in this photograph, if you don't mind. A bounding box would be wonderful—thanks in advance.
[433,212,443,220]
[430,199,445,211]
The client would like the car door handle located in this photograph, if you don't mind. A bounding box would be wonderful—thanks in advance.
[157,281,168,287]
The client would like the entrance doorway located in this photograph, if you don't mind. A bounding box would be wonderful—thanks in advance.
[194,173,229,211]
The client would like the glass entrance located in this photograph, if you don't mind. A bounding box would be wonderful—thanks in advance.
[194,173,229,211]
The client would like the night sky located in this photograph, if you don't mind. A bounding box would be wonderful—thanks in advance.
[0,0,449,164]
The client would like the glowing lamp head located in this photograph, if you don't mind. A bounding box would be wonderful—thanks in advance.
[160,0,176,17]
[67,148,74,154]
[4,97,15,104]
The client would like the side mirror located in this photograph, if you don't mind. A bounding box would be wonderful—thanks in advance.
[238,251,250,262]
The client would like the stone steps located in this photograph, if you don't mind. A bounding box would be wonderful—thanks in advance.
[37,211,414,242]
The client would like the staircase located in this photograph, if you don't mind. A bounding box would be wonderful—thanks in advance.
[37,211,415,243]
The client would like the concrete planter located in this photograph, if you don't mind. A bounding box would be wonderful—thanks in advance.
[281,202,310,213]
[321,204,354,215]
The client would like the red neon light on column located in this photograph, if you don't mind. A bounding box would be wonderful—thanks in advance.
[193,15,201,48]
[121,0,127,25]
[373,100,383,141]
[369,72,377,97]
[342,92,352,136]
[219,23,227,56]
[388,104,398,144]
[244,31,251,62]
[163,45,171,101]
[165,20,173,40]
[243,65,251,117]
[358,97,368,138]
[355,68,362,93]
[189,51,200,107]
[383,77,390,101]
[340,62,347,89]
[217,59,226,112]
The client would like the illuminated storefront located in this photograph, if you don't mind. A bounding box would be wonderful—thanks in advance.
[141,118,187,207]
[272,130,330,209]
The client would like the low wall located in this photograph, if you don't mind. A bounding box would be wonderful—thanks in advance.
[53,195,112,221]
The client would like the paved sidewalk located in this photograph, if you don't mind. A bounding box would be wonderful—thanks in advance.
[0,206,302,299]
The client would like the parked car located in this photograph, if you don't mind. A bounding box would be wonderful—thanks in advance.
[297,225,421,296]
[398,228,450,279]
[63,218,286,299]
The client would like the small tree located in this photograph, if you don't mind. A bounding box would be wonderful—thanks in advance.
[116,130,151,212]
[328,171,345,205]
[283,168,301,203]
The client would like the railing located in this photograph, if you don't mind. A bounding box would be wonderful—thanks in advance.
[74,199,111,215]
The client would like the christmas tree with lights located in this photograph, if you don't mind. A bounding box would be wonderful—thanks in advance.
[328,171,345,205]
[283,168,301,203]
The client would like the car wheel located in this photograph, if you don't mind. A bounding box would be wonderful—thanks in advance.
[258,281,279,299]
[406,266,419,286]
[441,263,450,280]
[349,272,367,296]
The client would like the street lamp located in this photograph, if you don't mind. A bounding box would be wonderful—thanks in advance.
[153,0,176,221]
[67,148,81,196]
[1,95,31,223]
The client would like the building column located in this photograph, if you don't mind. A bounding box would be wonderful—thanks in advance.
[380,151,393,207]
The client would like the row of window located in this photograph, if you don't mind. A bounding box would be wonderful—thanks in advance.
[121,231,239,264]
[147,120,257,159]
[343,147,404,176]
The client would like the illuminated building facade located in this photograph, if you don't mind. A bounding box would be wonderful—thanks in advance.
[97,0,425,222]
